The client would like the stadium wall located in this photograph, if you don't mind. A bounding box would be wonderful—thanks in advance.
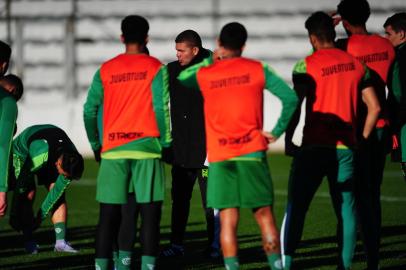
[0,0,403,155]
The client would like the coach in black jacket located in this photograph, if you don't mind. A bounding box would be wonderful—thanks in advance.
[161,30,220,258]
[384,13,406,180]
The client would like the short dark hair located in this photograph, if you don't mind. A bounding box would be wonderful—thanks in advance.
[384,12,406,33]
[0,74,24,101]
[61,152,84,180]
[305,11,336,43]
[121,15,149,44]
[175,30,202,48]
[219,22,247,51]
[0,41,11,63]
[337,0,370,26]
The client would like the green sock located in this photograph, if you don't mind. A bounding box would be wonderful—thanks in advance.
[283,255,292,270]
[224,256,239,270]
[54,222,66,241]
[117,250,132,270]
[141,255,156,270]
[267,253,282,270]
[95,258,109,270]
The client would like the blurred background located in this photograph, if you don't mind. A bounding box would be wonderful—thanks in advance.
[0,0,404,155]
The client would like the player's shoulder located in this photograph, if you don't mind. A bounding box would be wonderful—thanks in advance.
[0,88,17,107]
[351,34,392,48]
[240,57,262,66]
[370,34,394,48]
[145,54,163,66]
[102,53,124,65]
[225,57,263,72]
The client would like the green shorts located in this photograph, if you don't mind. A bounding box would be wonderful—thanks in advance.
[96,158,165,204]
[207,158,274,209]
[401,124,406,162]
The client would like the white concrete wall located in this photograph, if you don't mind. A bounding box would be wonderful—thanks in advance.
[1,0,403,155]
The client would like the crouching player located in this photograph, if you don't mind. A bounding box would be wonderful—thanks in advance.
[9,124,84,254]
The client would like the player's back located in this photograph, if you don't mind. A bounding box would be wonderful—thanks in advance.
[302,48,366,147]
[346,34,395,83]
[345,34,395,128]
[196,57,268,161]
[99,54,162,152]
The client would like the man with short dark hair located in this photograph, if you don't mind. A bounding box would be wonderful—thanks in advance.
[179,22,298,270]
[9,124,84,254]
[84,14,171,270]
[335,1,395,268]
[161,29,220,259]
[384,12,406,182]
[281,11,380,270]
[0,74,24,101]
[0,40,11,77]
[0,41,19,218]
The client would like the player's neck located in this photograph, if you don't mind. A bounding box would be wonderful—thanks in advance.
[349,26,368,35]
[220,49,242,59]
[315,41,335,50]
[125,43,145,55]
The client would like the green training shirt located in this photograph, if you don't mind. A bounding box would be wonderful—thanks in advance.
[83,58,171,160]
[13,124,77,220]
[0,88,17,192]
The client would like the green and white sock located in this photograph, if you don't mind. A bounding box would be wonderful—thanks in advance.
[95,258,109,270]
[267,253,283,270]
[112,251,118,269]
[117,250,132,270]
[224,256,239,270]
[141,255,156,270]
[54,222,66,241]
[283,255,293,270]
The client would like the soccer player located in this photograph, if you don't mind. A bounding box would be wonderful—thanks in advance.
[336,1,395,268]
[0,40,11,77]
[83,15,171,270]
[161,29,220,259]
[9,124,84,254]
[384,12,406,181]
[281,12,380,270]
[178,22,298,270]
[0,41,16,218]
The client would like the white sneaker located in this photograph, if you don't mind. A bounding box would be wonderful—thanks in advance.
[54,241,78,253]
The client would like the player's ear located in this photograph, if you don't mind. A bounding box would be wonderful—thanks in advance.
[216,38,221,49]
[120,35,125,44]
[342,19,351,31]
[309,34,317,48]
[0,62,7,75]
[144,35,149,45]
[241,44,246,53]
[400,30,406,41]
[192,46,199,56]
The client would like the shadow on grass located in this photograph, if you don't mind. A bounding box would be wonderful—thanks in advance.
[1,224,405,269]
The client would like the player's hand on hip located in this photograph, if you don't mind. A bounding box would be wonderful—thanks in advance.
[262,131,277,144]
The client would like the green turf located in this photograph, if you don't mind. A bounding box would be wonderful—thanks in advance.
[0,154,405,269]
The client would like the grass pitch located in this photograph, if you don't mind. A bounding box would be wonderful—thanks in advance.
[0,154,405,269]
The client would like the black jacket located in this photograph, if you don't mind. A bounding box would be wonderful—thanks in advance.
[387,43,406,133]
[166,48,211,168]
